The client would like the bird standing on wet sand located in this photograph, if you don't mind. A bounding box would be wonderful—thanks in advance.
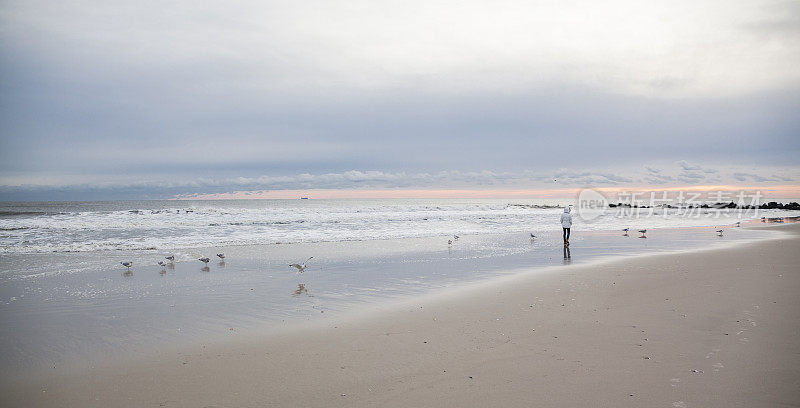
[158,261,166,267]
[447,239,453,246]
[290,256,314,273]
[453,235,459,241]
[121,261,133,270]
[716,229,724,236]
[165,255,175,263]
[217,253,225,260]
[198,257,210,265]
[638,229,647,238]
[530,233,536,238]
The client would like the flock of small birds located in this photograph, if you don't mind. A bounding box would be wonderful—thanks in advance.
[120,252,315,274]
[449,221,738,247]
[121,221,744,272]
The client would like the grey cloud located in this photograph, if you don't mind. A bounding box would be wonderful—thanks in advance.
[644,174,674,185]
[732,172,788,183]
[677,160,702,171]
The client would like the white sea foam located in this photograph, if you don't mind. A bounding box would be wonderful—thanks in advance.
[0,199,797,254]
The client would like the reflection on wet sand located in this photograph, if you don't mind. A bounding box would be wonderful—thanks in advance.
[563,245,571,265]
[201,266,210,273]
[123,271,133,277]
[218,261,226,268]
[159,269,167,275]
[293,283,309,297]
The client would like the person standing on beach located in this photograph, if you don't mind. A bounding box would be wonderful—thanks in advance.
[561,206,572,245]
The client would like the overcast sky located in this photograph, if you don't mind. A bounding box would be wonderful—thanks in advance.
[1,0,799,200]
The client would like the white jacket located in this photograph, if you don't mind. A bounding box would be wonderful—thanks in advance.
[560,207,573,228]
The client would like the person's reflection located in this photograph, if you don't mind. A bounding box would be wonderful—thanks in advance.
[562,245,571,265]
[293,283,309,297]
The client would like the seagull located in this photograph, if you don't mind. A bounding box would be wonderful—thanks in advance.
[165,255,175,263]
[198,257,210,264]
[289,256,314,273]
[447,239,453,246]
[716,229,724,236]
[121,261,133,270]
[530,233,536,238]
[623,228,629,232]
[217,253,225,259]
[158,261,166,267]
[453,235,460,240]
[638,229,647,238]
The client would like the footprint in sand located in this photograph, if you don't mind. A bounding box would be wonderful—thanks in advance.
[705,348,721,359]
[670,378,681,387]
[673,401,687,408]
[713,363,724,372]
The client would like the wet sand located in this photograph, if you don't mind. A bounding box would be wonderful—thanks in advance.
[2,224,799,407]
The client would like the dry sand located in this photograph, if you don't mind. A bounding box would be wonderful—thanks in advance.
[3,224,799,407]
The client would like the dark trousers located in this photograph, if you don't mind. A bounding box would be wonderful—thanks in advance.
[563,227,571,241]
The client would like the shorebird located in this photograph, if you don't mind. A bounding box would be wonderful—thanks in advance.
[198,257,210,265]
[158,261,166,267]
[716,229,724,236]
[530,233,536,238]
[735,222,741,227]
[165,255,175,263]
[623,228,629,232]
[290,257,314,273]
[447,239,453,246]
[638,229,647,238]
[121,261,133,270]
[453,235,460,241]
[217,253,225,260]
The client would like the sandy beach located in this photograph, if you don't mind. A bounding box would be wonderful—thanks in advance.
[2,223,799,407]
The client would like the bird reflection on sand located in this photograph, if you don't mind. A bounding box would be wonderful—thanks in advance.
[293,283,310,297]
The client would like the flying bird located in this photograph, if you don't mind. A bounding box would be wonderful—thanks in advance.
[290,256,314,273]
